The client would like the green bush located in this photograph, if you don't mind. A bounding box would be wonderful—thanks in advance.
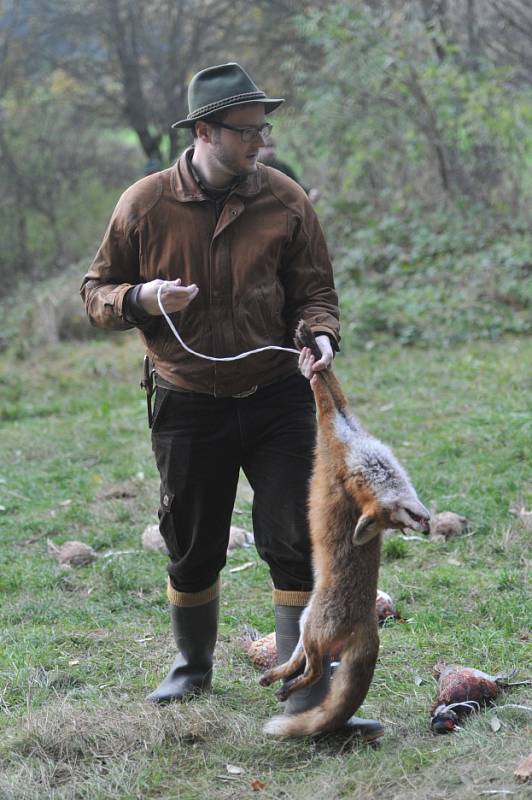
[333,207,531,349]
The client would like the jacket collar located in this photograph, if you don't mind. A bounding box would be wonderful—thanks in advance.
[171,147,261,202]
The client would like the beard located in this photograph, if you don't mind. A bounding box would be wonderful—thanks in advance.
[211,142,257,177]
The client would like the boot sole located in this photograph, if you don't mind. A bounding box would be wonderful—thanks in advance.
[146,684,210,704]
[351,727,385,742]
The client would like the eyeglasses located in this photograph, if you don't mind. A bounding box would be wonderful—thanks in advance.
[210,121,273,143]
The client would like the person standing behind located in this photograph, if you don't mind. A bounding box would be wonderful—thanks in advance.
[258,136,321,203]
[80,62,382,740]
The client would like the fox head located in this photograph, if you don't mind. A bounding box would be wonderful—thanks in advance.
[334,411,430,546]
[353,494,431,546]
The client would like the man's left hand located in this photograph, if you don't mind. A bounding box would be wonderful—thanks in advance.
[313,335,334,371]
[298,335,334,385]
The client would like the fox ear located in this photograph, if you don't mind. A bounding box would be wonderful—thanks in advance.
[353,513,380,546]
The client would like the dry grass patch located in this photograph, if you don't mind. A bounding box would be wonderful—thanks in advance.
[4,697,258,762]
[0,697,260,799]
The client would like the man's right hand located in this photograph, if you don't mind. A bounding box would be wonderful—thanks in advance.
[138,278,199,316]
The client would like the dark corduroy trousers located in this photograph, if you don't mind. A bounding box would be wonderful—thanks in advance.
[151,373,317,594]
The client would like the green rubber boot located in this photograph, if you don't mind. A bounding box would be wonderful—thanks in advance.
[147,587,219,704]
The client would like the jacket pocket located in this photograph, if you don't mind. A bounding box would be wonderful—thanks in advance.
[152,436,191,560]
[158,488,176,555]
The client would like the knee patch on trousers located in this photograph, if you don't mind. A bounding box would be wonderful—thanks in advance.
[167,576,221,607]
[272,588,312,607]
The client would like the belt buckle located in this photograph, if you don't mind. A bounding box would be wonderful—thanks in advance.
[232,385,258,398]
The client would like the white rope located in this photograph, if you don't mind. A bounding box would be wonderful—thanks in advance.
[157,283,300,362]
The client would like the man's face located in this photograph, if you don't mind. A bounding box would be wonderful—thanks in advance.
[208,103,267,178]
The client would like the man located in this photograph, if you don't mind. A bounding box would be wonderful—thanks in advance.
[81,63,382,740]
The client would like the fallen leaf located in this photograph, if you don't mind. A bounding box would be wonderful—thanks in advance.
[251,779,266,791]
[514,752,532,783]
[414,675,423,686]
[490,716,502,732]
[226,764,244,775]
[68,659,80,666]
[102,489,137,500]
[0,505,6,512]
[87,628,108,638]
[59,499,72,507]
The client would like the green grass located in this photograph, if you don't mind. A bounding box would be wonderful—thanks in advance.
[0,332,531,799]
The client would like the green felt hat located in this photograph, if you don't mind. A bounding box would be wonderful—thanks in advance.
[172,62,284,129]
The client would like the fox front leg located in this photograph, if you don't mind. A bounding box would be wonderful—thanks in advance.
[275,647,323,701]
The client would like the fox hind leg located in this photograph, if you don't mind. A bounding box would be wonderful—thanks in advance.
[259,640,306,687]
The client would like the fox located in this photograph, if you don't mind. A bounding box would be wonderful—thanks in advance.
[260,320,430,737]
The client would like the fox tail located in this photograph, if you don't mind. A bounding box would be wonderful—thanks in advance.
[263,621,379,737]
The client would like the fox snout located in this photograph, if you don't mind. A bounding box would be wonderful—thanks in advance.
[394,504,431,534]
[410,512,431,534]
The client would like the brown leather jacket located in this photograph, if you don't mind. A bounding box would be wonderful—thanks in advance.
[81,148,339,397]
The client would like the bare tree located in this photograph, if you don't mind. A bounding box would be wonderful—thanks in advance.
[418,0,450,61]
[29,0,309,164]
[487,0,532,79]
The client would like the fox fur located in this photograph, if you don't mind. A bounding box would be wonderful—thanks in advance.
[261,320,430,737]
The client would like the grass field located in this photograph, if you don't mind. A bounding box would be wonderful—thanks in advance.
[0,330,530,799]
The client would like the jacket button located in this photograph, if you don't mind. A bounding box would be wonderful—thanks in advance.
[231,210,238,216]
[163,494,169,506]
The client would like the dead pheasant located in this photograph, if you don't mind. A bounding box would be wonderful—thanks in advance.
[376,589,401,624]
[430,662,531,733]
[239,628,277,671]
[429,512,468,541]
[47,539,97,567]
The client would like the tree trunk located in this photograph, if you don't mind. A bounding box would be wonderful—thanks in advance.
[106,0,162,161]
[466,0,481,69]
[14,182,30,274]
